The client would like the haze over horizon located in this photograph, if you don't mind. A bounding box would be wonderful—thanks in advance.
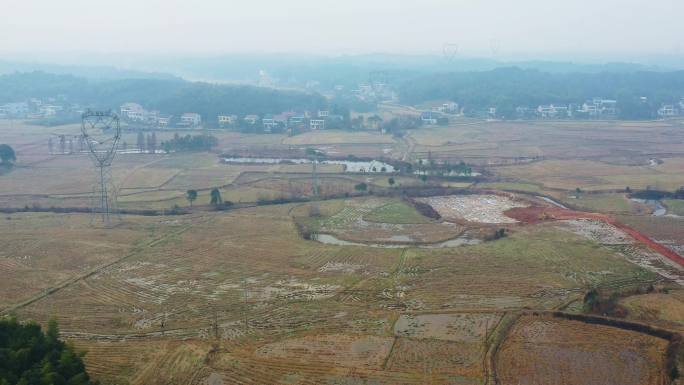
[3,0,683,60]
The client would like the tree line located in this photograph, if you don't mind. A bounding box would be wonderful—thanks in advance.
[397,67,684,119]
[0,72,327,125]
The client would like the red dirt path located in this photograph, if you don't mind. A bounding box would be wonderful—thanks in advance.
[506,206,684,267]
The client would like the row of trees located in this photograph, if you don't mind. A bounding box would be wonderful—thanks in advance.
[398,67,684,120]
[185,188,231,208]
[134,131,157,153]
[0,72,328,126]
[161,134,218,153]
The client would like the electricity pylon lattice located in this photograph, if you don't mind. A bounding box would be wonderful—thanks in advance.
[81,110,121,225]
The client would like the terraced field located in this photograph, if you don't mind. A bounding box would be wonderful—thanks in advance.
[496,315,669,385]
[2,197,673,384]
[3,120,684,384]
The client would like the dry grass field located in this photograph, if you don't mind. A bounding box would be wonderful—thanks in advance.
[496,315,669,385]
[2,119,684,384]
[0,202,668,384]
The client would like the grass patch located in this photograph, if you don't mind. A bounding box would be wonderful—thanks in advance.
[663,199,684,216]
[569,193,632,213]
[363,201,432,224]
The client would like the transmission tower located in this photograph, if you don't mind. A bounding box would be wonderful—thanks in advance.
[81,110,121,225]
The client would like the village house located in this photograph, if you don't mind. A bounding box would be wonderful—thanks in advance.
[658,104,678,117]
[243,114,259,125]
[179,112,202,127]
[120,102,146,121]
[309,119,325,130]
[537,104,570,118]
[218,114,238,127]
[262,117,278,132]
[420,111,439,125]
[157,116,171,128]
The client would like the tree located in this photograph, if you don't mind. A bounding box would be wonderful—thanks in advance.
[186,190,198,207]
[388,177,395,187]
[210,188,222,206]
[0,144,16,164]
[354,183,367,192]
[137,131,145,153]
[147,132,157,154]
[0,317,96,384]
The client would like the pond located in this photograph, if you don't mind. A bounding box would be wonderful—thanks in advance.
[630,198,667,216]
[313,233,480,249]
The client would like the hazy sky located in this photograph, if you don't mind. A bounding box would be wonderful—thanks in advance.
[2,0,683,57]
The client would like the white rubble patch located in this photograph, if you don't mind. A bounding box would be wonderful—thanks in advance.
[318,261,365,274]
[559,219,634,245]
[244,278,341,301]
[417,195,527,223]
[557,220,684,286]
[619,246,684,286]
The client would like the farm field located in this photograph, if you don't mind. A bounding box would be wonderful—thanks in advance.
[620,289,684,330]
[1,199,674,384]
[496,315,670,385]
[282,130,396,145]
[2,119,684,384]
[664,199,684,216]
[563,193,635,214]
[494,158,684,191]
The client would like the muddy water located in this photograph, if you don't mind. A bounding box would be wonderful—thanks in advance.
[630,199,667,216]
[537,196,569,209]
[313,233,480,249]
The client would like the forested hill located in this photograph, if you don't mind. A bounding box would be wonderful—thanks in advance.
[0,71,327,117]
[397,67,684,119]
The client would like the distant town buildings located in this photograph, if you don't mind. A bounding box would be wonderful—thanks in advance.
[119,102,172,128]
[578,98,618,118]
[0,102,29,117]
[431,102,459,114]
[537,104,570,119]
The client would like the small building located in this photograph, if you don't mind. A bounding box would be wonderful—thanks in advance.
[309,119,325,130]
[658,105,678,117]
[120,102,146,121]
[262,118,278,132]
[288,115,306,128]
[317,110,329,118]
[39,105,63,117]
[179,113,202,127]
[218,114,237,127]
[157,116,171,128]
[537,104,569,119]
[244,115,259,125]
[420,111,439,125]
